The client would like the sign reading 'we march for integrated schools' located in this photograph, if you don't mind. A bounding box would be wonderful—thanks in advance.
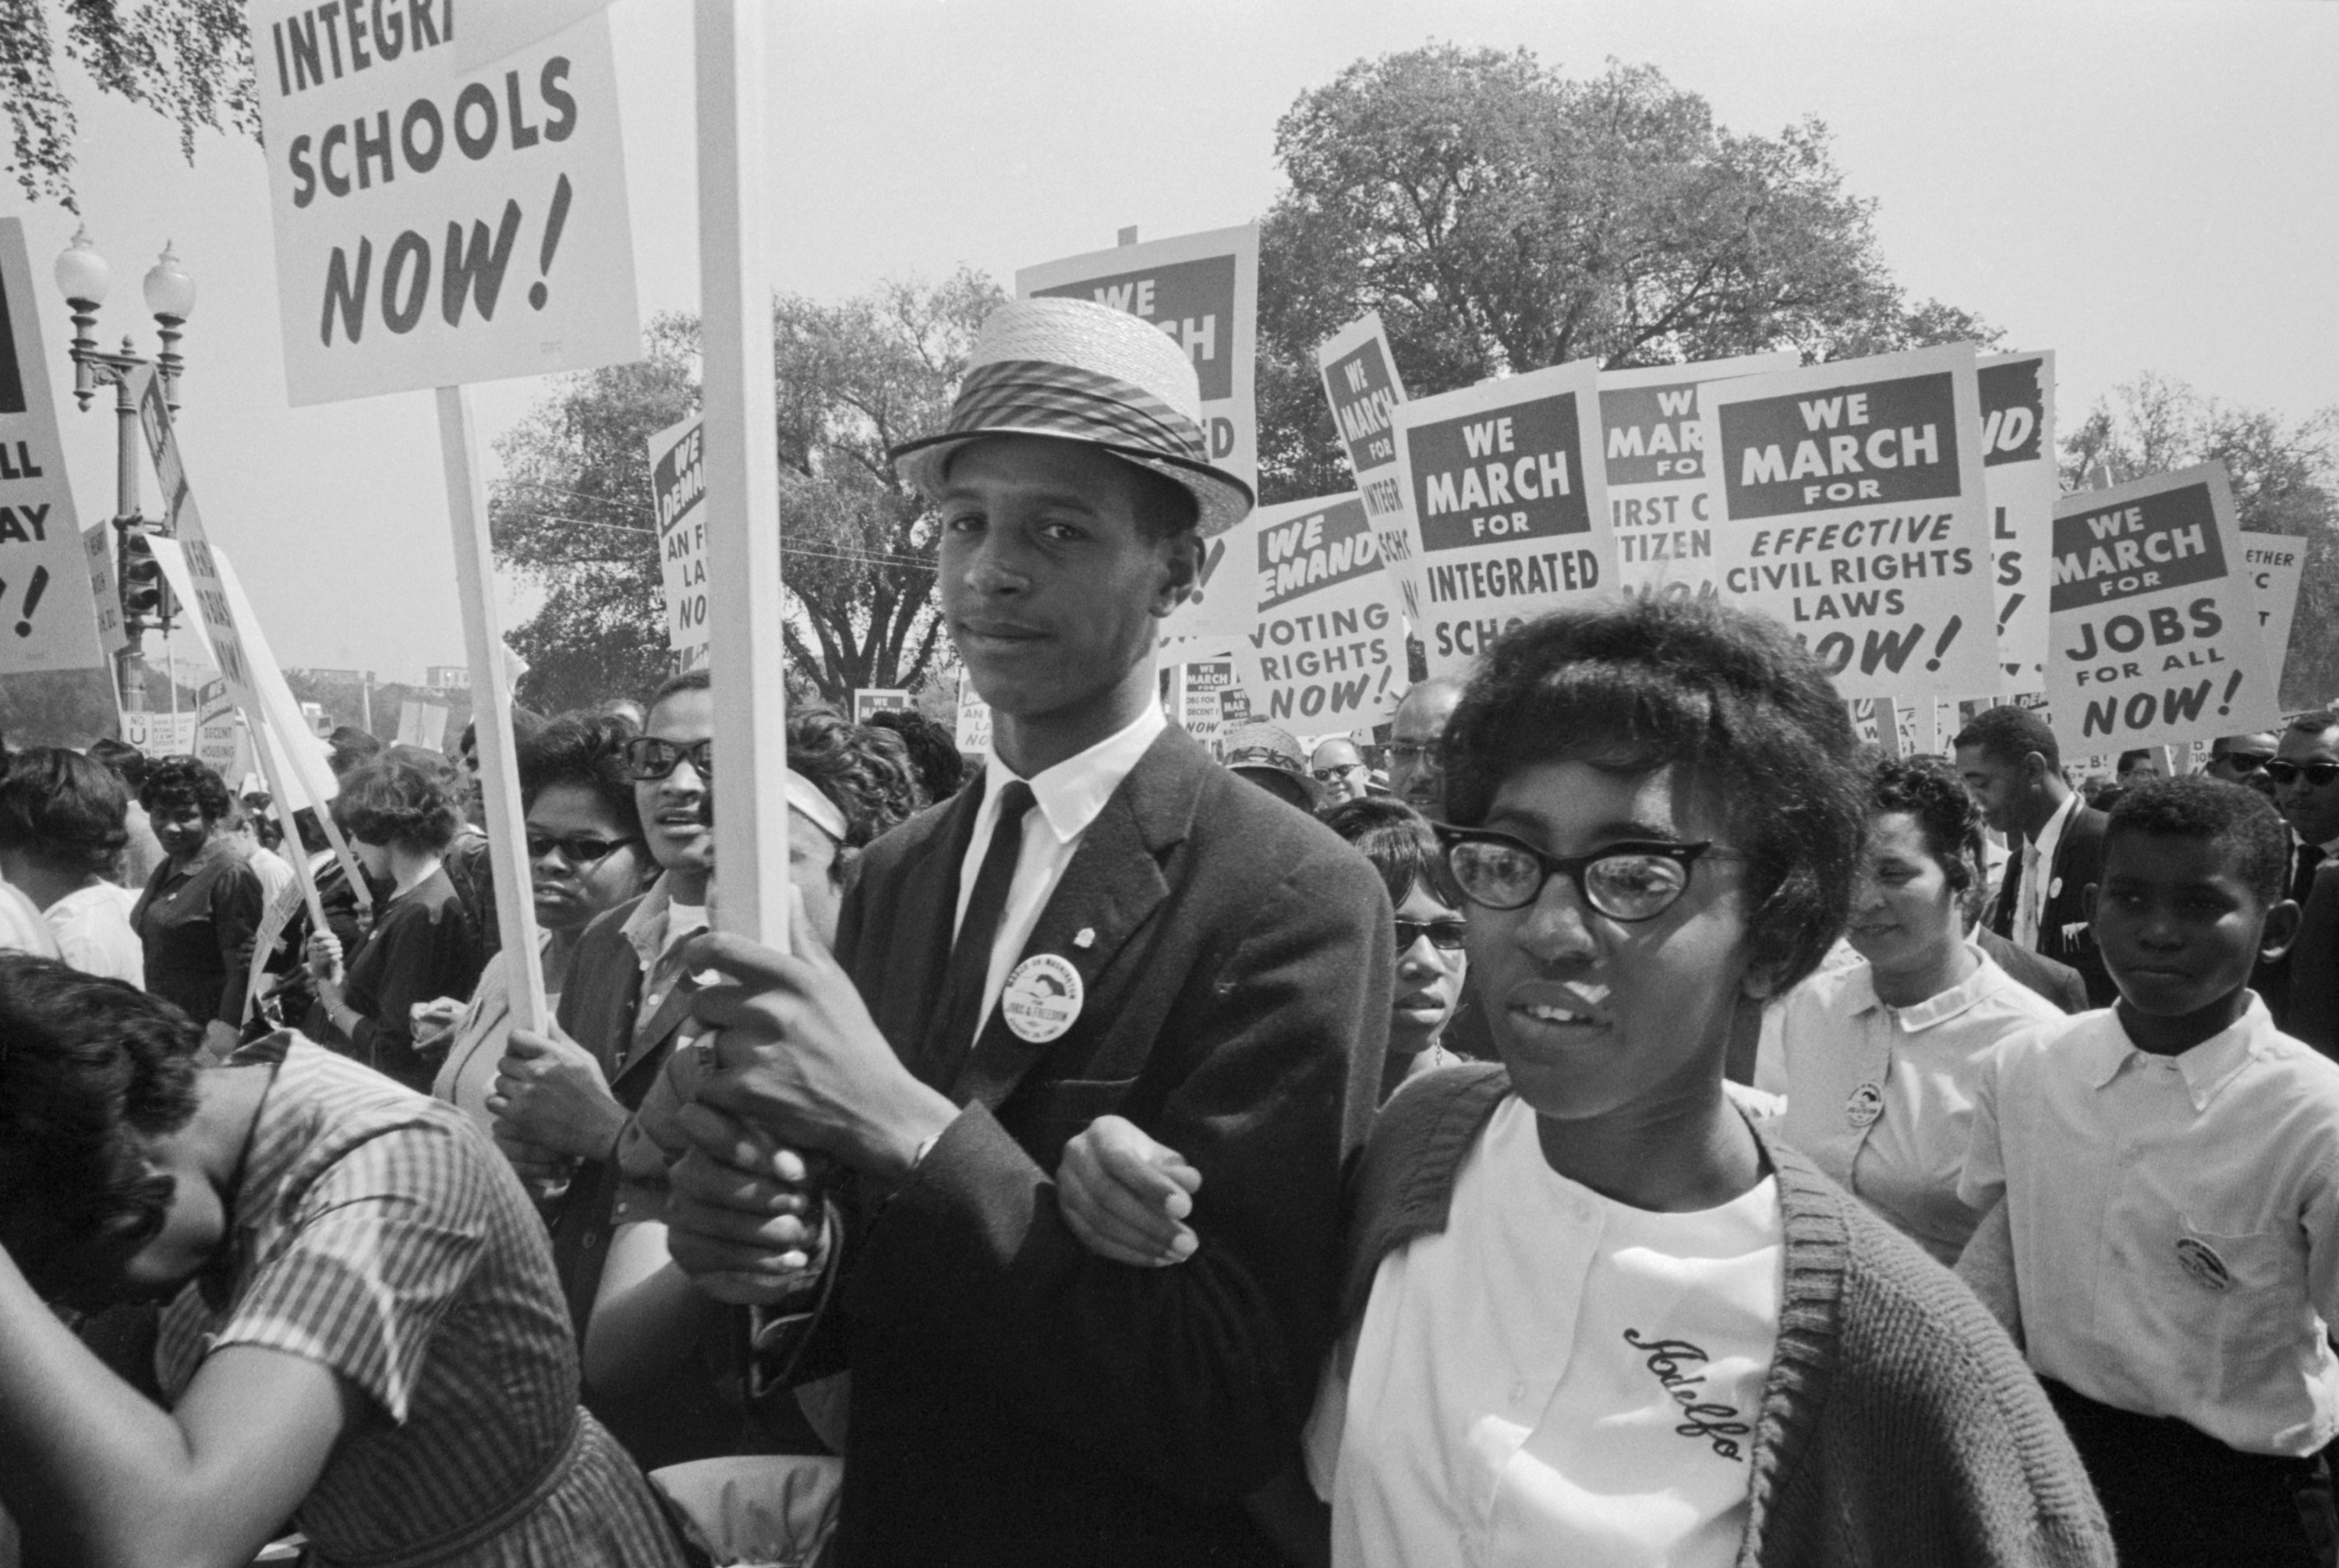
[2047,464,2281,750]
[1700,345,1999,702]
[253,0,640,403]
[1315,314,1413,629]
[1388,359,1615,682]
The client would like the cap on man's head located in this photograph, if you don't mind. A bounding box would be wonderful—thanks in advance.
[890,298,1255,537]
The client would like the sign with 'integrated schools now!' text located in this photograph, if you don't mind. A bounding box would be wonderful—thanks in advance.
[1386,359,1615,683]
[252,0,640,404]
[1018,225,1259,495]
[2045,464,2281,751]
[1700,344,1999,703]
[1231,494,1406,731]
[1598,351,1797,600]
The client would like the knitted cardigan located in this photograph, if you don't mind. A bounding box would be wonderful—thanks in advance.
[1339,1064,2114,1568]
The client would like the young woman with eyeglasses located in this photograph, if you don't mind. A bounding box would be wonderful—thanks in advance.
[1054,596,2109,1567]
[433,711,654,1136]
[1321,798,1470,1100]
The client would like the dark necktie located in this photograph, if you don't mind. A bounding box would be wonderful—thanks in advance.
[929,780,1035,1081]
[1992,842,2022,938]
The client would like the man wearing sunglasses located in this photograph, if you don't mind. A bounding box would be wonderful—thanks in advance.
[1309,737,1372,805]
[2254,712,2339,1033]
[2206,731,2281,796]
[500,668,717,1333]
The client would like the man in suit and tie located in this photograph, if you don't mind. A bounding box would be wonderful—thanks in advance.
[1955,704,2114,1007]
[661,299,1392,1566]
[2259,710,2339,1030]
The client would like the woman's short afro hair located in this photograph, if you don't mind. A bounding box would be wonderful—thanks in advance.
[137,753,233,824]
[1440,593,1864,994]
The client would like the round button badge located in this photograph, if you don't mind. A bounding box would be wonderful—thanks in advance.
[1844,1081,1884,1130]
[1000,954,1085,1044]
[2174,1237,2233,1293]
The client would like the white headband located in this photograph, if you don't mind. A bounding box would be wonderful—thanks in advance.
[785,766,850,844]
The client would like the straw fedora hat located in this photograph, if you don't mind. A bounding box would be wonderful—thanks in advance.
[891,297,1254,537]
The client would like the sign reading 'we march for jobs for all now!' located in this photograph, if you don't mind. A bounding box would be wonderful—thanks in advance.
[2047,464,2281,751]
[253,0,640,403]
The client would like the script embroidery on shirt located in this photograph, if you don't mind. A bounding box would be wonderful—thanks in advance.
[1622,1328,1753,1460]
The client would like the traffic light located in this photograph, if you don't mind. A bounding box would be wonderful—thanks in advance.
[117,520,173,633]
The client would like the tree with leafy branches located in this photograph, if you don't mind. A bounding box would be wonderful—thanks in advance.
[1254,48,2000,501]
[2061,373,2339,711]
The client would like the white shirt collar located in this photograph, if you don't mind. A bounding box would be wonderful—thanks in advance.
[983,700,1168,846]
[1846,941,2014,1033]
[2087,993,2274,1113]
[2029,789,2081,865]
[620,872,707,972]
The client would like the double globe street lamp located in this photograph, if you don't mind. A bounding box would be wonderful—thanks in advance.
[52,226,195,713]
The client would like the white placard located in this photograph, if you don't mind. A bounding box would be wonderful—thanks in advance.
[2046,464,2281,752]
[1979,352,2055,693]
[1316,313,1415,631]
[1599,352,1798,598]
[1232,494,1405,731]
[1386,359,1615,682]
[0,219,105,673]
[1700,345,1998,701]
[2242,533,2307,696]
[954,667,992,755]
[1019,225,1258,494]
[648,415,708,671]
[252,1,641,404]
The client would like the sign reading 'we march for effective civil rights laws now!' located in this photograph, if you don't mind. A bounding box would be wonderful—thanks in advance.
[1700,345,1999,703]
[253,0,640,403]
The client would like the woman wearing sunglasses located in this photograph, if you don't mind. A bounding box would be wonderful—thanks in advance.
[1056,596,2108,1566]
[434,711,654,1134]
[1322,798,1470,1099]
[303,753,484,1091]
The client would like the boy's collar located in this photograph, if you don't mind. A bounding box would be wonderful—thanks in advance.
[2090,993,2271,1113]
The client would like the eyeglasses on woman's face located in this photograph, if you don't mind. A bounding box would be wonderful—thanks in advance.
[624,737,712,782]
[1394,917,1470,953]
[1433,824,1740,922]
[525,833,641,865]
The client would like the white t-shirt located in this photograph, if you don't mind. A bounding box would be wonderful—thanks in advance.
[44,881,144,986]
[0,878,60,958]
[1314,1095,1782,1568]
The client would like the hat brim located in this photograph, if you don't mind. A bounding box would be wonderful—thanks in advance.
[893,427,1254,538]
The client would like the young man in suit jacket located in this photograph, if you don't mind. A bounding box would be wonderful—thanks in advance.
[1955,704,2115,1007]
[660,299,1393,1566]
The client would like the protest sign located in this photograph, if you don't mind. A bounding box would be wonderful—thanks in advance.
[954,669,992,755]
[1599,352,1797,598]
[1316,313,1417,627]
[1978,352,2055,693]
[2242,533,2307,694]
[1700,345,1998,702]
[121,710,199,756]
[250,1,640,405]
[1168,659,1237,757]
[1021,225,1258,492]
[397,697,450,749]
[454,0,615,71]
[853,688,910,723]
[648,416,709,671]
[2046,463,2281,752]
[80,524,127,659]
[1386,359,1615,682]
[0,221,106,674]
[1232,494,1407,731]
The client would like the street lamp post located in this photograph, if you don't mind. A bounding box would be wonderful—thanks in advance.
[53,227,196,716]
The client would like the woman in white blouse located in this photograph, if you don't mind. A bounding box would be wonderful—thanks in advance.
[0,747,143,984]
[1756,754,2064,1263]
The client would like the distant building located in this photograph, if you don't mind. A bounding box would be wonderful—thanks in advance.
[426,665,472,692]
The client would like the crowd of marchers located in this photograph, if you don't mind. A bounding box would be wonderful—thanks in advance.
[4,299,2339,1568]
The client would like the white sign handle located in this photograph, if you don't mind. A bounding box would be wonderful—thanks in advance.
[696,0,791,951]
[435,384,548,1031]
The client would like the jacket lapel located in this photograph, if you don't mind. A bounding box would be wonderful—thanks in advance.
[947,728,1207,1110]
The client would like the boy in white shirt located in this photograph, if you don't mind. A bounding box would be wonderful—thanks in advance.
[1961,776,2339,1566]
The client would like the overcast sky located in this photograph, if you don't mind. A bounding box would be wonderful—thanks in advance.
[8,0,2334,682]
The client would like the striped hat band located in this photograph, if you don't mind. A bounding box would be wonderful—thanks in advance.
[942,359,1208,465]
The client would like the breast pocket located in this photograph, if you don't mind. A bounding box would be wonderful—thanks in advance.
[2170,1209,2305,1383]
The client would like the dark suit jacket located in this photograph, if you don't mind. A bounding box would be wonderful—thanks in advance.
[2253,841,2328,1034]
[1989,801,2114,1007]
[778,724,1391,1567]
[1976,927,2090,1014]
[2289,859,2339,1057]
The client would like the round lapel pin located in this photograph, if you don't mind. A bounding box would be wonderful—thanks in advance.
[2174,1237,2233,1292]
[1000,954,1084,1044]
[1844,1081,1884,1130]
